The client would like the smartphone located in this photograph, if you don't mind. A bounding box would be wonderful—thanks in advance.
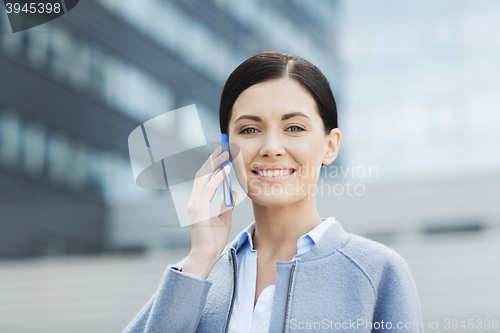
[221,134,233,207]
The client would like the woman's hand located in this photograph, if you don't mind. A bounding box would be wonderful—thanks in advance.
[182,146,237,279]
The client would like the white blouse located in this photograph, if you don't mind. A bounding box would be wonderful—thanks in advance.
[227,217,334,333]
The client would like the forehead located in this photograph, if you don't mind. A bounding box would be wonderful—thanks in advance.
[230,78,319,122]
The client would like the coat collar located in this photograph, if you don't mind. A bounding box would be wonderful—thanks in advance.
[227,217,353,262]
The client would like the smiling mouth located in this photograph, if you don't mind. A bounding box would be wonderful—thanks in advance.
[251,169,296,177]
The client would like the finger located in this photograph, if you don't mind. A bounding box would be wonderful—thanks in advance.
[197,151,229,184]
[194,146,223,184]
[219,190,237,221]
[199,146,223,172]
[200,164,231,205]
[191,151,229,199]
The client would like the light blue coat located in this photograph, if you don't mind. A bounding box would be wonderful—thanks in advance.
[123,218,424,332]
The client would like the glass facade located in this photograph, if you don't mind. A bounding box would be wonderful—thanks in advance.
[1,15,175,124]
[95,0,242,84]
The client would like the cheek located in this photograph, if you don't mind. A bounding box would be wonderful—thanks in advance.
[292,142,323,177]
[237,144,256,170]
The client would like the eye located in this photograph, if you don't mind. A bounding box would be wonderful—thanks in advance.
[240,127,258,135]
[288,125,305,132]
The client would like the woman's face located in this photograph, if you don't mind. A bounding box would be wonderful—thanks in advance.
[228,77,340,207]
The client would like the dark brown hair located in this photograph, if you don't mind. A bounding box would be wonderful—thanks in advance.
[219,51,338,137]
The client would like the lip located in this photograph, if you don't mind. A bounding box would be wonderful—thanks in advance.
[250,166,296,183]
[252,164,296,172]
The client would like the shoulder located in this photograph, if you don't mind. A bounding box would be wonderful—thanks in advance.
[338,234,415,296]
[340,233,408,268]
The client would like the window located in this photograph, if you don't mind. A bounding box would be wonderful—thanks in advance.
[1,16,22,55]
[66,141,89,190]
[68,44,91,89]
[88,47,107,96]
[26,28,50,68]
[88,150,105,194]
[46,131,70,184]
[0,111,22,167]
[21,121,46,176]
[49,28,72,81]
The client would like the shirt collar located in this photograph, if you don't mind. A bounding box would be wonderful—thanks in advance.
[235,222,256,253]
[234,217,335,254]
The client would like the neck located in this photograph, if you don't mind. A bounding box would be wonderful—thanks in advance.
[251,196,323,260]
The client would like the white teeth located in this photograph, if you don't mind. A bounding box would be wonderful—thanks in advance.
[257,170,293,177]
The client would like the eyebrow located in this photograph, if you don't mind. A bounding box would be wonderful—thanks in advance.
[233,111,311,125]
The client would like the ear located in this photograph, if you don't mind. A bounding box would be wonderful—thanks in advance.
[322,128,341,166]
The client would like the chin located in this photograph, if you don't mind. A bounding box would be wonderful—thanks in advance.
[249,193,300,207]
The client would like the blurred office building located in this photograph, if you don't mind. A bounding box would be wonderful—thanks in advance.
[332,0,500,324]
[0,0,340,255]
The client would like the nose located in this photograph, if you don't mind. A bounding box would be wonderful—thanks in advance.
[259,132,286,158]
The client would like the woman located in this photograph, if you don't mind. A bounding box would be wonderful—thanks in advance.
[123,52,424,333]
